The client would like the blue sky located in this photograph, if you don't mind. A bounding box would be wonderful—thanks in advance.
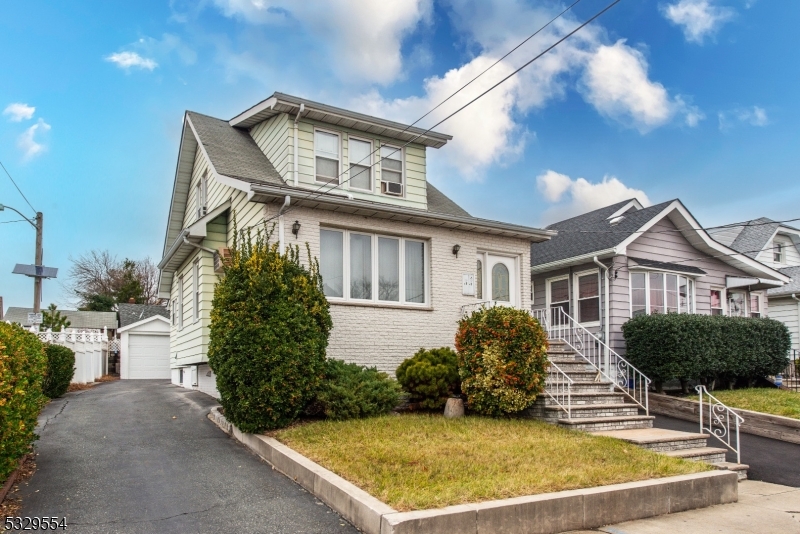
[1,0,798,310]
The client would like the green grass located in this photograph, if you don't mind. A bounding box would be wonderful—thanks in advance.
[275,414,710,511]
[690,388,800,419]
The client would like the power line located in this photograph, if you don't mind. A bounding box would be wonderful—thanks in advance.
[0,159,36,214]
[243,0,617,233]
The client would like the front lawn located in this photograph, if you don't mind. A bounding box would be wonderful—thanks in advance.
[275,414,710,511]
[691,388,800,420]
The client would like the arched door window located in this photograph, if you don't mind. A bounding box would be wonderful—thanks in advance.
[492,263,510,301]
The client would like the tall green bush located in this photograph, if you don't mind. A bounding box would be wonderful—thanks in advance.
[0,323,47,482]
[42,344,76,398]
[309,359,401,420]
[455,306,549,416]
[622,314,791,391]
[208,223,333,433]
[396,347,460,409]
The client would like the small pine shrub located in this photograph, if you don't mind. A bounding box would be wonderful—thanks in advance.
[396,347,460,409]
[42,344,75,398]
[310,359,401,420]
[208,222,333,433]
[0,323,47,482]
[455,306,549,416]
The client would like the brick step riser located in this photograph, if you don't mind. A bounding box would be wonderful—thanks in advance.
[635,439,710,452]
[559,419,654,432]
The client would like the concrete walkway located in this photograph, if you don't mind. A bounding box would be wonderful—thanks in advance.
[19,380,358,534]
[570,480,800,533]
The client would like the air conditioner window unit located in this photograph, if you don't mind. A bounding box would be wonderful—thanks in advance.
[382,181,403,196]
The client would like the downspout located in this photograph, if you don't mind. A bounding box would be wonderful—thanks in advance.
[594,256,610,375]
[278,196,291,254]
[293,104,305,187]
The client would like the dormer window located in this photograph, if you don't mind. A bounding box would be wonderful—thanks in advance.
[315,130,340,184]
[380,144,404,196]
[348,137,372,191]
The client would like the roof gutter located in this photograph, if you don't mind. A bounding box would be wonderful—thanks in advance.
[531,248,617,273]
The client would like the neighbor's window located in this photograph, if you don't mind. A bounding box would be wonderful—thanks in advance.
[380,145,403,185]
[348,138,372,191]
[728,291,746,317]
[750,294,761,318]
[319,228,427,305]
[630,271,695,317]
[576,272,600,323]
[315,130,340,184]
[710,289,723,316]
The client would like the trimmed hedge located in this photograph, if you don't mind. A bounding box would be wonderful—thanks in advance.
[396,347,460,410]
[308,359,401,420]
[42,344,76,398]
[0,323,47,482]
[622,313,791,391]
[208,224,332,433]
[455,306,549,416]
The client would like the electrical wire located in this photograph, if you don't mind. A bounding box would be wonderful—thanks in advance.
[0,159,36,214]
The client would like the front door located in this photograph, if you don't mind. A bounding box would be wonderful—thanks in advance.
[477,253,516,307]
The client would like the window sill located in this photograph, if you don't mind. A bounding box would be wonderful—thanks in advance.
[329,300,433,311]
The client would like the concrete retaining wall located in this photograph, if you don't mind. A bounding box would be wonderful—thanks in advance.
[649,393,800,445]
[208,407,738,534]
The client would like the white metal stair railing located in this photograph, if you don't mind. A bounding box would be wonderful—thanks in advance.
[531,307,651,415]
[696,385,744,464]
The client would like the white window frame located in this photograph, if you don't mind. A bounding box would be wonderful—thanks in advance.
[192,259,200,323]
[178,276,184,330]
[347,136,373,192]
[628,270,697,318]
[320,228,429,307]
[313,128,342,185]
[572,268,601,327]
[379,143,405,197]
[710,287,726,316]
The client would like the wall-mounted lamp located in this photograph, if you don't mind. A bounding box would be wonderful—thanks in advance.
[291,220,301,238]
[452,244,461,258]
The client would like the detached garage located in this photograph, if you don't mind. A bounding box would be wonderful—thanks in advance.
[119,311,171,380]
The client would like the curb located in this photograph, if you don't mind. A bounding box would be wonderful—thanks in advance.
[208,407,738,534]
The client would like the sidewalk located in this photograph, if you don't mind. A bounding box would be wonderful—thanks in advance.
[571,480,800,533]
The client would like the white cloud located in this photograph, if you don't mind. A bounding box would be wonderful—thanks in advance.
[661,0,735,44]
[581,40,702,132]
[17,119,51,161]
[718,105,769,130]
[536,170,651,223]
[3,103,35,122]
[212,0,431,85]
[105,51,158,71]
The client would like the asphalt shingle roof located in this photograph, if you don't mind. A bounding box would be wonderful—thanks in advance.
[767,266,800,297]
[530,199,674,268]
[4,307,118,329]
[118,303,170,327]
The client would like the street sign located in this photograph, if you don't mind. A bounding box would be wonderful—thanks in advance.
[28,312,43,325]
[12,264,58,279]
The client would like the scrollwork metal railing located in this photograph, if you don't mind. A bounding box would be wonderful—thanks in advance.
[696,385,744,464]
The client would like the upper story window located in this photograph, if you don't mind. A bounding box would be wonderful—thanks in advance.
[348,138,372,191]
[380,145,404,196]
[315,130,340,184]
[630,271,695,317]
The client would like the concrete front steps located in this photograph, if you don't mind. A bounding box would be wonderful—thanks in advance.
[530,340,748,479]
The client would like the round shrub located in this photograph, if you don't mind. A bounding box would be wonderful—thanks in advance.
[309,359,401,420]
[455,306,548,416]
[208,225,333,433]
[0,323,47,482]
[42,344,75,398]
[396,347,460,409]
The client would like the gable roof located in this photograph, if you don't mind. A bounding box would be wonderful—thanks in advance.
[4,307,118,330]
[118,303,170,328]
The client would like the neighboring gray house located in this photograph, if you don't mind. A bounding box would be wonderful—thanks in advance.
[709,218,800,352]
[530,199,790,354]
[4,306,119,335]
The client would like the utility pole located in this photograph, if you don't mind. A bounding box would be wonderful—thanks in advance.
[34,211,43,314]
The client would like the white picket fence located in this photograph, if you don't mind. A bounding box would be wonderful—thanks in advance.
[34,328,113,384]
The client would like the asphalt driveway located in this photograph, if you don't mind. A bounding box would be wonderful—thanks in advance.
[19,380,358,534]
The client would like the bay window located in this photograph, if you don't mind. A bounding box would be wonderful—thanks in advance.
[315,130,340,184]
[319,228,427,305]
[630,271,695,317]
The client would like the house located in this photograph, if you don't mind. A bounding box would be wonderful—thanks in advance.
[708,218,800,353]
[158,92,553,395]
[4,306,119,336]
[117,303,171,379]
[529,199,790,355]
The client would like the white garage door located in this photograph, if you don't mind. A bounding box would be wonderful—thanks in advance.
[128,334,170,379]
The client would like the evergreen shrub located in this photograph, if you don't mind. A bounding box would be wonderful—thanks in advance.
[309,359,401,420]
[455,306,549,416]
[0,323,47,482]
[42,344,76,398]
[622,313,791,391]
[208,224,332,433]
[396,347,460,409]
